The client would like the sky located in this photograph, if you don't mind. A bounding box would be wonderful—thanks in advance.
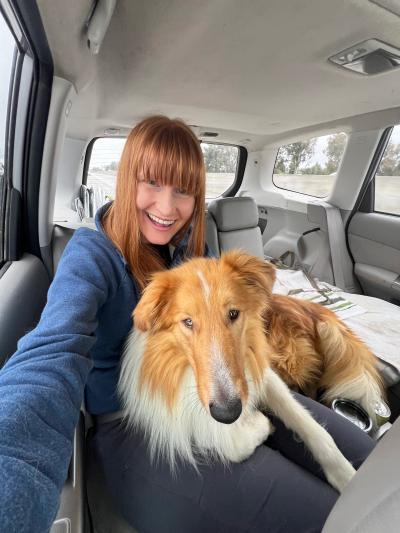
[304,126,400,168]
[89,138,126,168]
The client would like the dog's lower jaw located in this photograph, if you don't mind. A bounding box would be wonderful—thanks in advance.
[224,411,273,463]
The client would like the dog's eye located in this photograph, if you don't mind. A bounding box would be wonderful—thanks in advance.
[229,309,240,321]
[183,318,193,329]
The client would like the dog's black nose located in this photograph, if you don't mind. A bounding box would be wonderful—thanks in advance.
[209,398,242,424]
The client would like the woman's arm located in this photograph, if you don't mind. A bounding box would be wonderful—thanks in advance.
[0,230,121,532]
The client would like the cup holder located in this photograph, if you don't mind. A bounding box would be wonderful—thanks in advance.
[331,398,373,434]
[331,398,392,439]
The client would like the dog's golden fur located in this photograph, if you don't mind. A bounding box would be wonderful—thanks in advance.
[266,294,384,415]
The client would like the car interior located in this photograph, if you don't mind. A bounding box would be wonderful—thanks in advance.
[1,0,400,531]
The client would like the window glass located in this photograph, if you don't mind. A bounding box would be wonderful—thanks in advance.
[0,14,17,264]
[375,126,400,216]
[86,138,239,205]
[273,133,347,198]
[202,143,238,199]
[87,137,125,202]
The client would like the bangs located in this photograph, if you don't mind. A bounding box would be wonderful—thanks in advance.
[138,125,204,195]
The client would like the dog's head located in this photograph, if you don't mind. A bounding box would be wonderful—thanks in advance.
[134,250,276,424]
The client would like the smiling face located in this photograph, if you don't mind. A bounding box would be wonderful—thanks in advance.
[136,180,195,245]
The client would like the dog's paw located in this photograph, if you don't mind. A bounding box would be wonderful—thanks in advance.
[227,411,272,462]
[324,455,356,493]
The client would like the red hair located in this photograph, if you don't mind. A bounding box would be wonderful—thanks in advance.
[103,116,206,290]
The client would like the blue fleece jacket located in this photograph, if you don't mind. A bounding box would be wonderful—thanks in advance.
[0,204,201,532]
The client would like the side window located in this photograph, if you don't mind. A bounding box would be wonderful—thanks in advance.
[86,137,125,203]
[0,14,16,265]
[202,143,238,199]
[273,132,347,198]
[85,138,239,204]
[374,125,400,216]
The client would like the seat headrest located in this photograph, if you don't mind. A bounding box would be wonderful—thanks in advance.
[207,197,259,232]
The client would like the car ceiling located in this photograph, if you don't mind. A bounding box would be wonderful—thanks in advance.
[36,0,400,147]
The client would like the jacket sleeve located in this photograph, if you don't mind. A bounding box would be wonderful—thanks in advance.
[0,230,121,532]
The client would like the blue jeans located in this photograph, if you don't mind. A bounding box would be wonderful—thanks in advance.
[88,393,375,533]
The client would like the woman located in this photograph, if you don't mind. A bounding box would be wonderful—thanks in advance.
[0,115,374,533]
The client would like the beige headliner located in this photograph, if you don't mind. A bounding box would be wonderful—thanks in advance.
[37,0,400,147]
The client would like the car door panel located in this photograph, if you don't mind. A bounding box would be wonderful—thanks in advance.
[258,196,336,285]
[0,254,50,367]
[348,212,400,301]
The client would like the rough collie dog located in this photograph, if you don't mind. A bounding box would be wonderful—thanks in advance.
[118,250,362,493]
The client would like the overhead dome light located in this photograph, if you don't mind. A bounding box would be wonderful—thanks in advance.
[329,39,400,75]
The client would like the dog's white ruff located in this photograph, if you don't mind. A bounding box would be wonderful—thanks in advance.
[119,328,355,492]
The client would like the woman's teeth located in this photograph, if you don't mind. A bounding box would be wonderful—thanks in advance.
[147,212,175,226]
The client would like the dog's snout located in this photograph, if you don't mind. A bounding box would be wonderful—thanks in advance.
[209,398,242,424]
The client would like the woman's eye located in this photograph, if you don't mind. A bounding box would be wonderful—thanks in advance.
[148,180,161,187]
[182,318,193,329]
[228,309,240,321]
[175,188,190,197]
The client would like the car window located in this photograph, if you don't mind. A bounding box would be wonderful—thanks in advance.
[374,125,400,216]
[86,137,124,203]
[86,138,239,205]
[0,13,16,265]
[202,143,238,199]
[272,132,347,198]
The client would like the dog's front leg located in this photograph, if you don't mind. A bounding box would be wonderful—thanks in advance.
[223,411,273,463]
[263,368,356,493]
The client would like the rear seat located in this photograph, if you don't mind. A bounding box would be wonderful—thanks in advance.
[207,196,264,258]
[52,225,75,275]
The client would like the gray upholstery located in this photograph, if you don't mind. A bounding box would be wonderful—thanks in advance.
[205,211,219,257]
[0,254,50,367]
[207,196,259,231]
[52,225,76,276]
[376,359,400,388]
[207,197,264,258]
[322,417,400,533]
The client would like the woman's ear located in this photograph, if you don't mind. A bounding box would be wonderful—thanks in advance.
[133,273,172,332]
[221,249,276,298]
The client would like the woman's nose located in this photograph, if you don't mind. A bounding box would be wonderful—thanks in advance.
[157,187,176,215]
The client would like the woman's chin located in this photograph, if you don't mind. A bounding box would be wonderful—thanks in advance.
[140,219,180,245]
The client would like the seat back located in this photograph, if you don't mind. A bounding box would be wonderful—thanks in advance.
[207,197,264,258]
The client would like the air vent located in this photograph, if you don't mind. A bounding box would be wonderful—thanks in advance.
[329,39,400,75]
[200,131,219,137]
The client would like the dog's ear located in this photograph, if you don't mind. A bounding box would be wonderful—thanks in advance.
[221,249,276,298]
[134,272,172,332]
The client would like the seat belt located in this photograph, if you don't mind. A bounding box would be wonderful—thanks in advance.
[321,202,355,292]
